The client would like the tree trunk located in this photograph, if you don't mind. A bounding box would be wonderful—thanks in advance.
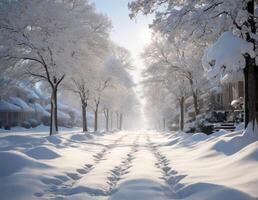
[94,108,98,132]
[105,109,109,131]
[245,0,258,131]
[179,96,185,131]
[189,79,199,119]
[193,91,199,116]
[244,57,258,127]
[119,113,123,130]
[163,118,166,130]
[82,104,87,132]
[116,112,119,129]
[50,87,58,136]
[110,112,113,131]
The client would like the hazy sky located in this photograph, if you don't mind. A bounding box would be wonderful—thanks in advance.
[90,0,153,83]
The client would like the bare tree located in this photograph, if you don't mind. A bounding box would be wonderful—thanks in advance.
[103,107,109,131]
[93,79,110,132]
[71,78,90,132]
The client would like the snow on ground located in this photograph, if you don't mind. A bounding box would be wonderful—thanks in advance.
[0,127,258,200]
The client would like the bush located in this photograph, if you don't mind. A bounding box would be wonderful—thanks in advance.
[186,126,196,133]
[11,122,19,127]
[4,125,11,130]
[42,116,50,126]
[28,119,40,128]
[199,124,214,135]
[21,121,31,129]
[187,115,214,135]
[196,119,214,135]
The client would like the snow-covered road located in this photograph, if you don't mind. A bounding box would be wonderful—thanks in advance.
[44,131,171,200]
[0,129,258,200]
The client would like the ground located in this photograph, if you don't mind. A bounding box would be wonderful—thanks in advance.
[0,127,258,200]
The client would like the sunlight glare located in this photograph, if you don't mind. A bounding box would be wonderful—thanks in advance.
[139,28,152,45]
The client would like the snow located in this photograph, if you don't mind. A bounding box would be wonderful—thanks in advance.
[26,146,60,160]
[0,99,21,112]
[8,97,34,112]
[203,31,255,78]
[0,128,257,200]
[45,104,71,120]
[33,103,50,117]
[25,89,40,100]
[58,110,71,120]
[231,98,243,108]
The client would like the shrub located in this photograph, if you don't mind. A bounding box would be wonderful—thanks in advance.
[21,121,31,129]
[28,119,40,128]
[4,125,11,130]
[11,122,19,127]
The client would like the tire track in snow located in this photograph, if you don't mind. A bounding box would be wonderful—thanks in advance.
[146,134,186,198]
[39,133,127,199]
[110,133,169,200]
[106,136,140,195]
[65,134,140,197]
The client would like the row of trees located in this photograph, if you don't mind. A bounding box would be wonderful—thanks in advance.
[0,0,139,135]
[129,0,258,134]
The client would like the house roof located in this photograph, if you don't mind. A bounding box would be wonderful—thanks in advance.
[33,103,50,117]
[8,97,34,112]
[0,99,21,112]
[58,110,70,120]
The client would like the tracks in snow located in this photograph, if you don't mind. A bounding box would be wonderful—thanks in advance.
[40,133,128,199]
[147,134,186,198]
[106,136,140,195]
[38,131,186,200]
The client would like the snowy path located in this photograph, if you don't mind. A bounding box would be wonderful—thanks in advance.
[110,132,169,200]
[1,129,258,200]
[36,131,176,200]
[41,131,172,200]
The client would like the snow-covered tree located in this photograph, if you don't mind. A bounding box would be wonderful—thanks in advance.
[142,59,190,130]
[0,0,110,135]
[65,11,111,132]
[100,45,136,131]
[129,0,258,134]
[142,36,205,120]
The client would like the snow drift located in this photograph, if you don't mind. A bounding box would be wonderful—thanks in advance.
[0,127,257,200]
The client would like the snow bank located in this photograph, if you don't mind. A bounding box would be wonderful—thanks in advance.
[26,146,60,160]
[70,133,94,141]
[158,129,258,200]
[0,151,48,177]
[0,128,257,200]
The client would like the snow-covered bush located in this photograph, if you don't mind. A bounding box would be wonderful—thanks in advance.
[21,121,31,129]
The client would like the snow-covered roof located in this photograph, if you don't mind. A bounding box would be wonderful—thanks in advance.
[58,110,70,120]
[221,71,243,84]
[210,86,222,94]
[203,31,255,79]
[58,103,71,111]
[45,102,72,112]
[33,103,50,117]
[8,97,34,112]
[0,99,21,112]
[26,90,40,100]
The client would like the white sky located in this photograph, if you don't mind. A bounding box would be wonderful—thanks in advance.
[90,0,153,84]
